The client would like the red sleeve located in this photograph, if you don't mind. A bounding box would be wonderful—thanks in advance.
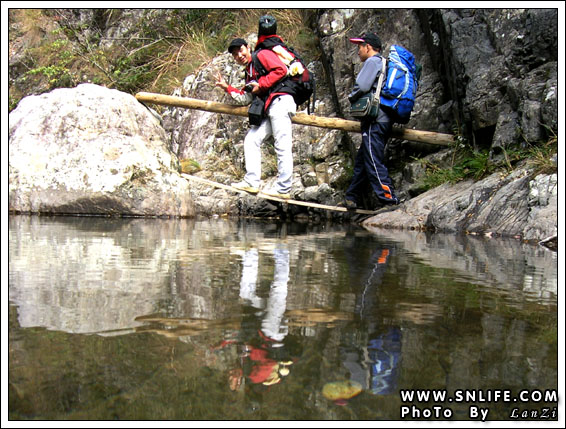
[227,85,245,95]
[255,49,288,92]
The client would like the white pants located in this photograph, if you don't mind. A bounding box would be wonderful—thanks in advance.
[243,95,296,193]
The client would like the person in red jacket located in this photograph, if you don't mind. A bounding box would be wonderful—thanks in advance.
[215,16,297,199]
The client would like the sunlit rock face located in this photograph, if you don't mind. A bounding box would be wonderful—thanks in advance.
[9,83,194,217]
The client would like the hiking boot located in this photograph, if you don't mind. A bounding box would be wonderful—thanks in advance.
[374,201,402,214]
[261,188,291,200]
[231,180,259,194]
[340,198,358,210]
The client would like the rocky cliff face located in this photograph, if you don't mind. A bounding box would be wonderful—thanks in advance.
[316,9,557,154]
[8,9,558,243]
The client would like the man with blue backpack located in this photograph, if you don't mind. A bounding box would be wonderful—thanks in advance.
[344,32,403,210]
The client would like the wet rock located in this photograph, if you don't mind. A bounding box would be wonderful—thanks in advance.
[363,166,557,243]
[523,173,558,242]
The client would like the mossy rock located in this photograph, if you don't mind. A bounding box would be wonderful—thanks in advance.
[179,159,201,174]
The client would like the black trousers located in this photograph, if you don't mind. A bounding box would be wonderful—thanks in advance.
[346,120,399,206]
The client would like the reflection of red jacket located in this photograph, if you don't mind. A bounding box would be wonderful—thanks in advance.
[248,347,278,384]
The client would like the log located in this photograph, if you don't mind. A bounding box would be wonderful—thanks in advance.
[135,92,455,146]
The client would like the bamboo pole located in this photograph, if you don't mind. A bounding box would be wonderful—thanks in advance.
[136,92,455,146]
[181,173,380,215]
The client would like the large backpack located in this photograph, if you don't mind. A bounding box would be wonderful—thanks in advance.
[379,45,420,124]
[252,38,315,113]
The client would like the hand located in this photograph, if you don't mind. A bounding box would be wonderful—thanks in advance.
[215,72,228,90]
[228,368,243,391]
[248,81,260,95]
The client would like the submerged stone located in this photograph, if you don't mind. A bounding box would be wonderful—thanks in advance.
[322,380,363,402]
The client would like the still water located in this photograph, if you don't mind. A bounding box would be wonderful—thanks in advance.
[8,215,559,421]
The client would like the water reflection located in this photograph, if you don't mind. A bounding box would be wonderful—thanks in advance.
[365,225,558,303]
[238,245,290,345]
[218,243,295,389]
[9,216,557,337]
[341,241,402,397]
[8,215,558,420]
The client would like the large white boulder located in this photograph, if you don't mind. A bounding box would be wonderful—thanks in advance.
[9,83,194,217]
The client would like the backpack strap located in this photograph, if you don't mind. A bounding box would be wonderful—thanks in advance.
[250,51,266,80]
[250,48,289,100]
[371,56,387,110]
[252,44,314,110]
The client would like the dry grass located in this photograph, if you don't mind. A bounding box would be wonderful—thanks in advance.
[146,9,318,93]
[9,9,319,107]
[526,129,558,176]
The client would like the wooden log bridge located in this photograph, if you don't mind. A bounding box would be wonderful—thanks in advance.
[135,92,455,146]
[181,173,380,215]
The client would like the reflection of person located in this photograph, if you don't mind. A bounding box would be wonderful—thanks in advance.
[239,246,290,344]
[342,241,402,395]
[221,244,293,390]
[355,248,390,319]
[344,32,400,210]
[366,327,401,395]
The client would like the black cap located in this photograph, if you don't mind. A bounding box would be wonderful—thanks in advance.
[258,15,277,36]
[228,38,247,54]
[349,32,382,50]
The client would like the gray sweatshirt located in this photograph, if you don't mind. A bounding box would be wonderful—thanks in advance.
[348,54,390,122]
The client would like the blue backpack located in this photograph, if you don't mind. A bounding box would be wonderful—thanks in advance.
[379,45,420,124]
